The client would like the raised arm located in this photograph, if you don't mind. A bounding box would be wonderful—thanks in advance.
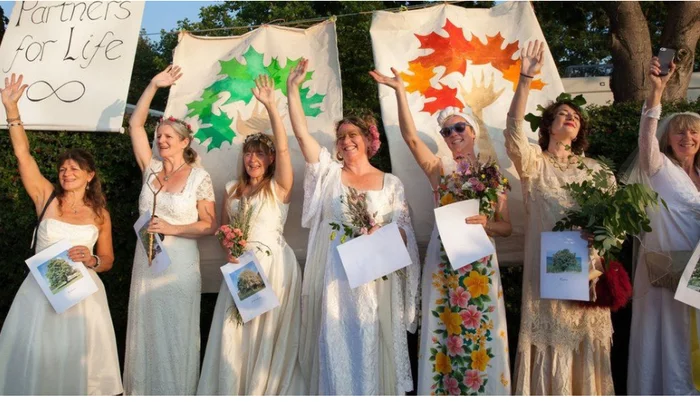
[286,58,321,163]
[639,57,676,175]
[252,75,293,203]
[508,40,544,120]
[129,65,182,172]
[370,68,441,187]
[1,74,54,212]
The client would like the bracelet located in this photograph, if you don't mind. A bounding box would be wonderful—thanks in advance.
[87,254,101,269]
[6,116,20,123]
[520,73,534,79]
[7,121,23,127]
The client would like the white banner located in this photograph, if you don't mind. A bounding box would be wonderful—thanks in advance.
[164,21,342,292]
[370,2,565,264]
[0,1,144,132]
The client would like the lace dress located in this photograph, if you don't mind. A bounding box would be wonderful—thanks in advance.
[417,156,511,396]
[123,158,215,395]
[0,219,122,395]
[197,180,306,395]
[298,147,421,395]
[627,104,700,395]
[504,116,614,395]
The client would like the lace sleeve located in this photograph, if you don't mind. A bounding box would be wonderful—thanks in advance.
[301,147,338,228]
[503,114,541,179]
[389,175,421,333]
[195,171,215,202]
[639,102,664,176]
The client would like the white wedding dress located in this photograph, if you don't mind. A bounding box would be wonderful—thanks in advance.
[0,218,122,395]
[123,158,215,395]
[197,180,306,395]
[298,147,421,395]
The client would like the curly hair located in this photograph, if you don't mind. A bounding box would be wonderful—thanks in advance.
[334,114,379,160]
[538,101,590,155]
[55,149,106,222]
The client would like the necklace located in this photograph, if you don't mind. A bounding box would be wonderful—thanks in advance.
[163,161,187,182]
[544,151,577,171]
[68,197,82,214]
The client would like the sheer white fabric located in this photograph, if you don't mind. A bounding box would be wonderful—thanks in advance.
[627,105,700,395]
[504,116,614,395]
[298,147,421,395]
[197,180,306,395]
[416,155,511,395]
[123,158,215,395]
[0,219,122,395]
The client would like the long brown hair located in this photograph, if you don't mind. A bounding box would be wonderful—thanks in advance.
[55,149,106,222]
[538,101,590,155]
[228,133,276,202]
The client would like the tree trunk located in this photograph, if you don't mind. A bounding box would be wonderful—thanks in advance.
[603,2,652,103]
[659,2,700,101]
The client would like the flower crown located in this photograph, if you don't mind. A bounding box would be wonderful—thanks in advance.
[244,132,276,154]
[159,116,192,133]
[523,92,588,132]
[367,124,381,158]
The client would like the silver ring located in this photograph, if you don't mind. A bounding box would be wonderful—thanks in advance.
[81,252,85,257]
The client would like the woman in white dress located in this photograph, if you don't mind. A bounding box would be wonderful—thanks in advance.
[0,74,122,395]
[287,59,421,395]
[370,69,513,395]
[123,66,217,395]
[197,75,306,395]
[626,57,700,395]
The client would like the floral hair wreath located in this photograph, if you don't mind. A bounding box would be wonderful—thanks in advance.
[244,132,276,154]
[159,116,192,133]
[368,124,381,158]
[523,92,588,132]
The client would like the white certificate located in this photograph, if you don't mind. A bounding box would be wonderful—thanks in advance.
[133,211,171,274]
[221,251,280,323]
[337,222,413,289]
[540,231,590,301]
[434,199,495,270]
[674,239,700,310]
[24,239,98,314]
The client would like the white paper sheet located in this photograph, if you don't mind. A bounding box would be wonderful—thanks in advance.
[674,239,700,310]
[337,222,413,289]
[133,211,171,274]
[540,231,590,301]
[434,199,496,270]
[24,239,98,314]
[221,251,280,323]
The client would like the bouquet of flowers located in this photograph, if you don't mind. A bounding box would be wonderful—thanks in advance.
[216,196,270,325]
[436,157,511,217]
[553,155,665,311]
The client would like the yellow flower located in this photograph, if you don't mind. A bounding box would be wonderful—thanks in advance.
[440,193,455,206]
[500,372,509,387]
[498,289,503,299]
[481,174,486,179]
[446,274,460,290]
[439,310,463,336]
[435,352,452,375]
[471,348,490,371]
[503,178,508,184]
[499,330,506,339]
[463,271,489,298]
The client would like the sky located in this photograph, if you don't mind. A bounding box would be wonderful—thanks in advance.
[0,1,221,34]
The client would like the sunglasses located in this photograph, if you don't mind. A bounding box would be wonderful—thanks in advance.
[439,122,469,138]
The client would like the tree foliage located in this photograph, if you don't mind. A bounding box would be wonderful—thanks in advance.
[550,249,580,273]
[46,258,77,291]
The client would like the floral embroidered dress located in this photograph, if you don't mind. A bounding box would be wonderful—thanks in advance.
[417,155,511,396]
[504,116,614,395]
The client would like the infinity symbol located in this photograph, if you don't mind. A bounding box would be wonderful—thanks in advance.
[26,80,86,103]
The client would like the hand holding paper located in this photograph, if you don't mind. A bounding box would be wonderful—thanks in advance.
[434,199,495,270]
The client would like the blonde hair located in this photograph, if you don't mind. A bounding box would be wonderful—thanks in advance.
[659,113,700,170]
[157,119,198,164]
[228,133,276,202]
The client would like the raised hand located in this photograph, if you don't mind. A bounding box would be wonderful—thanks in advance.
[369,68,405,92]
[1,73,28,109]
[252,74,276,108]
[151,65,183,88]
[520,40,544,78]
[287,58,308,89]
[649,56,676,92]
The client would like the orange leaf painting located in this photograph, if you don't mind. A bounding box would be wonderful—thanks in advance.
[422,85,464,115]
[413,19,473,76]
[501,61,546,91]
[400,62,436,95]
[466,33,520,72]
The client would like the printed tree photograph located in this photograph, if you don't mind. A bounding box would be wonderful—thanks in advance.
[547,249,583,274]
[687,259,700,292]
[230,261,266,301]
[38,251,83,294]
